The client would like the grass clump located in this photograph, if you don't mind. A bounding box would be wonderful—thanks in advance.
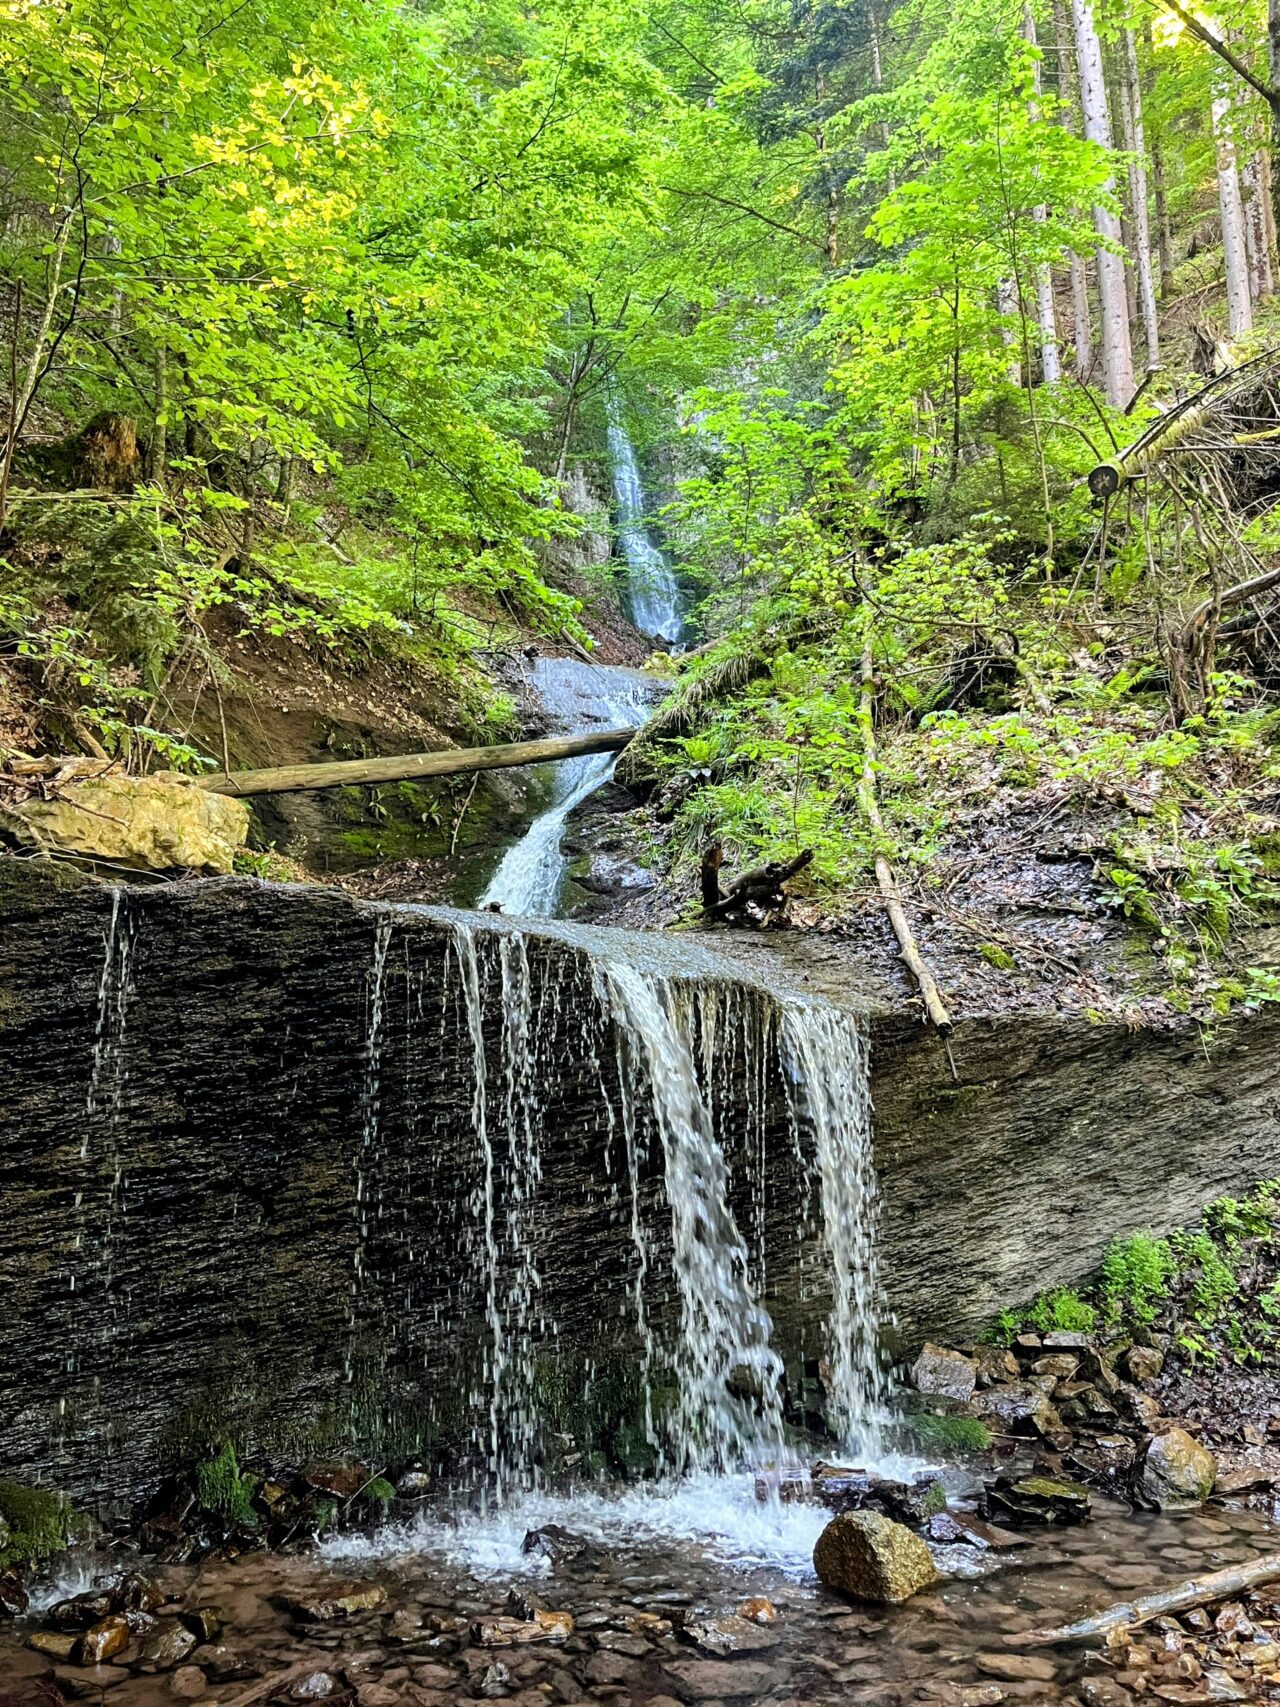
[1100,1232,1176,1327]
[193,1441,259,1529]
[904,1413,993,1455]
[1026,1288,1097,1335]
[0,1481,87,1566]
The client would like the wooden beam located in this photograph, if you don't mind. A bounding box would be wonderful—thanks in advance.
[197,729,637,799]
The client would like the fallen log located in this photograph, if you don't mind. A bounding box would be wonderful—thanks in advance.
[859,638,953,1035]
[1086,344,1278,497]
[197,729,637,798]
[1005,1551,1280,1647]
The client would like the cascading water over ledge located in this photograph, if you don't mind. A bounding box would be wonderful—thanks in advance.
[4,865,1280,1505]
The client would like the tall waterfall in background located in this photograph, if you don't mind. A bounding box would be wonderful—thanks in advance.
[606,407,684,646]
[479,657,650,918]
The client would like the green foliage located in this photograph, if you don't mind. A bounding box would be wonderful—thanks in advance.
[996,1182,1280,1365]
[0,1481,87,1566]
[1100,1234,1175,1327]
[194,1441,259,1529]
[1025,1287,1097,1335]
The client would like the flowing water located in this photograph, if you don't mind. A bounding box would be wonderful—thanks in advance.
[395,910,884,1504]
[479,657,652,918]
[606,407,685,645]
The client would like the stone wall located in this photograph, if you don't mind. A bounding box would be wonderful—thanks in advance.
[2,864,1278,1500]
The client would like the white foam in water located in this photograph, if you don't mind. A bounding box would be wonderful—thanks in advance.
[323,1474,834,1579]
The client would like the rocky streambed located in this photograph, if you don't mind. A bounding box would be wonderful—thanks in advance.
[2,1482,1279,1706]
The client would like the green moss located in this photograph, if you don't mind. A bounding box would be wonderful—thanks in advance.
[905,1413,992,1454]
[362,1477,396,1504]
[194,1442,259,1529]
[0,1481,88,1566]
[979,942,1016,971]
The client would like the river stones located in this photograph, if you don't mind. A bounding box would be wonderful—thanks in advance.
[813,1511,939,1603]
[983,1475,1092,1525]
[911,1343,978,1403]
[974,1381,1064,1439]
[1140,1426,1217,1507]
[77,1616,129,1664]
[289,1583,387,1622]
[0,1572,27,1618]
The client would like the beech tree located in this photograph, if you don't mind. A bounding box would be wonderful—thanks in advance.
[1069,0,1134,407]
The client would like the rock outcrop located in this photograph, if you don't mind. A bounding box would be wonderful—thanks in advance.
[2,863,1280,1500]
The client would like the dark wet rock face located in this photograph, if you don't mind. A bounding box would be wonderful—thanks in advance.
[3,865,1280,1501]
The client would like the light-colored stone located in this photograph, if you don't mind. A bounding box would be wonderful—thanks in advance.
[976,1653,1057,1682]
[170,1666,207,1700]
[912,1342,978,1403]
[11,762,249,874]
[813,1510,939,1603]
[1141,1427,1217,1508]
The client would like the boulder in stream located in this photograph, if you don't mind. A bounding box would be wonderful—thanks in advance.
[813,1510,939,1602]
[1139,1426,1217,1508]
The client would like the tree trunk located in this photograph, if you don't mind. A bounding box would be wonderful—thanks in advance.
[199,727,639,798]
[868,4,895,194]
[1214,89,1255,336]
[1072,0,1134,407]
[1120,30,1160,366]
[1244,152,1277,298]
[1026,6,1062,383]
[148,342,167,489]
[1144,25,1175,297]
[1052,0,1095,377]
[997,277,1022,386]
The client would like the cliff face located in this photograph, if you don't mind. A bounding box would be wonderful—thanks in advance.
[2,863,1278,1501]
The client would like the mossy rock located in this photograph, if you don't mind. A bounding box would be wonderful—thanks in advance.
[0,1481,90,1566]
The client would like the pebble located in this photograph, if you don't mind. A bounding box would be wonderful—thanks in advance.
[169,1665,207,1699]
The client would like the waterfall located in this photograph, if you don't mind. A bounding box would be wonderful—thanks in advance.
[597,963,785,1475]
[480,657,650,918]
[408,912,884,1495]
[606,408,684,646]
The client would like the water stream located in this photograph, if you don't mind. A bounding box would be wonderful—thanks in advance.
[480,657,651,918]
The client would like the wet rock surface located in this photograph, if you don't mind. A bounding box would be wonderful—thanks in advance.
[4,866,1280,1500]
[1,1490,1278,1705]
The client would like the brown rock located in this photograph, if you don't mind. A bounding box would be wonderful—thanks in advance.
[77,1616,130,1664]
[1141,1428,1217,1508]
[975,1382,1064,1438]
[911,1343,978,1403]
[1124,1345,1165,1384]
[813,1511,939,1603]
[976,1654,1056,1682]
[666,1659,785,1700]
[290,1583,388,1622]
[170,1667,207,1700]
[26,1631,77,1659]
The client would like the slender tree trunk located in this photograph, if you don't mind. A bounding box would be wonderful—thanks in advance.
[1025,6,1062,382]
[997,278,1023,385]
[1272,0,1280,237]
[148,340,167,488]
[1071,0,1135,406]
[1053,0,1095,378]
[1260,151,1280,278]
[1213,90,1255,336]
[1144,24,1175,297]
[1119,30,1160,366]
[1244,152,1276,297]
[868,4,896,194]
